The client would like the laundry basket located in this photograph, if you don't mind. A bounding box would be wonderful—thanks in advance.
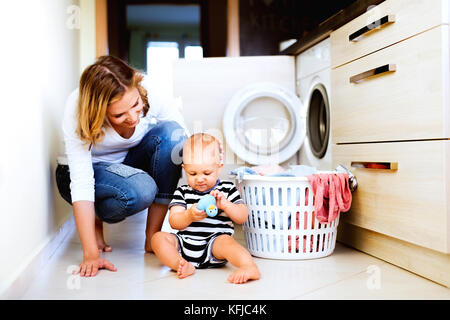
[235,173,340,260]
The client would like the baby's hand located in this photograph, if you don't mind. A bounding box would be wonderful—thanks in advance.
[187,203,208,222]
[210,190,231,211]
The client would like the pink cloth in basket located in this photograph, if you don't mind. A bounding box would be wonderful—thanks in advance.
[288,173,352,253]
[307,173,352,224]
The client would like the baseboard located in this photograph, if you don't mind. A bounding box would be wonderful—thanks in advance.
[337,221,450,288]
[0,216,76,299]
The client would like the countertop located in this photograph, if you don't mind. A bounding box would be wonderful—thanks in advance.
[279,0,385,56]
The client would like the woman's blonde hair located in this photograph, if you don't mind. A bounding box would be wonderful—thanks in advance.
[76,55,150,148]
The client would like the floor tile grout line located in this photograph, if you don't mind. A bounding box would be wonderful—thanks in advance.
[290,269,371,300]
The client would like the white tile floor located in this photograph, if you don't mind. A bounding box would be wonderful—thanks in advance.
[22,211,450,300]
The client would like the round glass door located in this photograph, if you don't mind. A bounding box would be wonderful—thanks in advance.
[223,82,305,165]
[307,84,330,159]
[235,96,295,156]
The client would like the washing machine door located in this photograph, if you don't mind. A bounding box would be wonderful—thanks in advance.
[223,82,305,165]
[306,83,330,159]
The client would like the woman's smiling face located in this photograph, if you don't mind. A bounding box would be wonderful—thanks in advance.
[107,87,143,130]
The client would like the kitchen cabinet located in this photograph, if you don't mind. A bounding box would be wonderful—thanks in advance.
[331,0,450,287]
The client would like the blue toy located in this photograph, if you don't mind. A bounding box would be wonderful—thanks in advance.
[197,194,218,217]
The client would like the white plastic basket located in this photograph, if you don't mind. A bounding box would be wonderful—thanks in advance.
[235,172,340,260]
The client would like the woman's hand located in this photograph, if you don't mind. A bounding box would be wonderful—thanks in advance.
[73,255,117,277]
[210,189,232,211]
[72,201,116,277]
[187,203,207,222]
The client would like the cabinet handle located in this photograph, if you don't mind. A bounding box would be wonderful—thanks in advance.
[349,14,396,42]
[350,64,396,83]
[351,162,398,171]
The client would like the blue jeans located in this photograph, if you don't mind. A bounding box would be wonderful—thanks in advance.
[56,121,187,223]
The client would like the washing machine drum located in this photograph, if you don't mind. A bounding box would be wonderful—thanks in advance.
[223,82,306,165]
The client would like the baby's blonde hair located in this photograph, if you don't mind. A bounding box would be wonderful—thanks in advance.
[182,133,222,165]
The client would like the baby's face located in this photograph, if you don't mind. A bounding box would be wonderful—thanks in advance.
[183,161,223,192]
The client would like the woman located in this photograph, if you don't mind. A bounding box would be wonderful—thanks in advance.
[56,55,188,277]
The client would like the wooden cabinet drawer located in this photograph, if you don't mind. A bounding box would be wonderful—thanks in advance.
[330,0,447,68]
[332,140,450,253]
[331,25,450,144]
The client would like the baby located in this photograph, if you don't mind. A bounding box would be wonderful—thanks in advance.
[151,133,261,284]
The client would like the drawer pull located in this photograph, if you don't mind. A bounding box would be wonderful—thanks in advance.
[350,64,396,83]
[351,162,398,171]
[349,14,396,42]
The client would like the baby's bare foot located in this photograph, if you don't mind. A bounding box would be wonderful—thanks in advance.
[177,258,195,279]
[227,264,260,284]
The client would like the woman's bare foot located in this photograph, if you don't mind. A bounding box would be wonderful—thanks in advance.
[98,241,112,253]
[145,203,169,253]
[144,234,153,253]
[177,258,195,279]
[227,264,260,284]
[95,218,112,252]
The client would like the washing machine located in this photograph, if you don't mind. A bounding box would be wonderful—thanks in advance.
[222,82,306,166]
[220,40,331,169]
[173,55,320,173]
[296,38,332,170]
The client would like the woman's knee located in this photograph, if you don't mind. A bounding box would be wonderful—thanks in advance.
[95,173,158,223]
[127,173,158,207]
[154,121,186,144]
[154,121,186,164]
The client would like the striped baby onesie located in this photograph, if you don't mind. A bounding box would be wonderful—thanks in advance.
[168,180,245,269]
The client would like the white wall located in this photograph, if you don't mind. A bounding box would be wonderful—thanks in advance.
[0,0,92,297]
[79,0,97,74]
